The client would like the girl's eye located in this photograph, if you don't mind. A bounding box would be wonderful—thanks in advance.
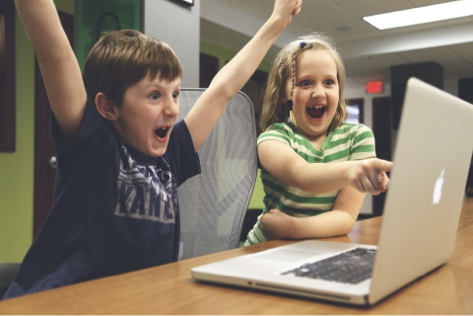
[324,79,336,86]
[299,80,311,87]
[150,92,160,100]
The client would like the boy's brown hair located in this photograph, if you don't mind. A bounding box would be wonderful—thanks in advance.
[83,30,183,106]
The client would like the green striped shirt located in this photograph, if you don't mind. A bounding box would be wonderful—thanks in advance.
[244,122,376,246]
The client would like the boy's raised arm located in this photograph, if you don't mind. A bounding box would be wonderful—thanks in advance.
[184,0,302,152]
[15,0,87,142]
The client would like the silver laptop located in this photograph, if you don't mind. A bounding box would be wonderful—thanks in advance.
[191,78,473,306]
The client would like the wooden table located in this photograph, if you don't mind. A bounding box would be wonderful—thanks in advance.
[1,198,472,315]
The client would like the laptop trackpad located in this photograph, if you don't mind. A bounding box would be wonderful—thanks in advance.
[253,249,321,263]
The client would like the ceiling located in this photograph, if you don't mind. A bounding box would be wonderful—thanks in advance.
[200,0,473,85]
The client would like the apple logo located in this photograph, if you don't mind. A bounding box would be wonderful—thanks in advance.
[433,170,445,205]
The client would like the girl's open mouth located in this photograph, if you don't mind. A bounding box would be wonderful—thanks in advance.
[307,105,326,119]
[155,127,170,139]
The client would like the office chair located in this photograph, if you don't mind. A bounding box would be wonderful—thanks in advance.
[0,263,20,299]
[177,89,258,260]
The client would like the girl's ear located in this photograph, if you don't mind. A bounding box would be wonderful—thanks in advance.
[280,91,288,104]
[95,92,119,121]
[280,81,290,104]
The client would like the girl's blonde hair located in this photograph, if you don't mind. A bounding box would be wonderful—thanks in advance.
[259,33,347,132]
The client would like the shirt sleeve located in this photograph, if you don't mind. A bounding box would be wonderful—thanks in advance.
[164,119,201,187]
[257,123,292,146]
[50,98,111,175]
[349,124,377,161]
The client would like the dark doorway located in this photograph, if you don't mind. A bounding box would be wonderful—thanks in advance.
[33,12,74,237]
[199,53,219,88]
[372,96,392,216]
[0,0,15,152]
[459,77,473,197]
[241,69,267,137]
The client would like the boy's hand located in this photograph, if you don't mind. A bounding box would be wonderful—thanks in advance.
[348,158,393,196]
[272,0,303,29]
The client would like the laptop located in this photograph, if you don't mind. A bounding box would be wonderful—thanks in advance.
[191,78,473,306]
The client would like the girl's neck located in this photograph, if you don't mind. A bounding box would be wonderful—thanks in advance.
[292,122,331,152]
[294,126,329,151]
[307,133,327,151]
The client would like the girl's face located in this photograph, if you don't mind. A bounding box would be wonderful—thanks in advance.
[284,49,339,145]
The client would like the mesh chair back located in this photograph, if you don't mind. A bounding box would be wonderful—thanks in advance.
[177,89,257,260]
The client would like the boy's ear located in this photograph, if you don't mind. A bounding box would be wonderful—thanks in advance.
[95,92,119,121]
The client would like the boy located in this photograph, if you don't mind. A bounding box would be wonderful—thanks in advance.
[4,0,302,298]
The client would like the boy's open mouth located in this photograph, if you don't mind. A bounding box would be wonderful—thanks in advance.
[307,105,326,119]
[155,127,170,139]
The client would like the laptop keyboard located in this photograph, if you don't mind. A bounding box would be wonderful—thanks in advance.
[281,248,376,284]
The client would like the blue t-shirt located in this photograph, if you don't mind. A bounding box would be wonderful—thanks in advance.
[3,98,201,299]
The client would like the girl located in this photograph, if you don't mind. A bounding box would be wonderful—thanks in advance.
[245,34,392,246]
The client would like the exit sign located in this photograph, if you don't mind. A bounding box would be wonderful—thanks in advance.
[365,81,383,94]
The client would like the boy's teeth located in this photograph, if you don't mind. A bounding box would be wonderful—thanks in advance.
[156,127,168,138]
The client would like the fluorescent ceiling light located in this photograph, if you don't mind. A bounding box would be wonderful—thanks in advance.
[363,0,473,30]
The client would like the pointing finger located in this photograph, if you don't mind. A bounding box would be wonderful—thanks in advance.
[380,172,390,192]
[376,159,393,172]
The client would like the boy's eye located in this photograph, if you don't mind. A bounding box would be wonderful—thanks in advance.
[173,91,180,99]
[150,92,160,100]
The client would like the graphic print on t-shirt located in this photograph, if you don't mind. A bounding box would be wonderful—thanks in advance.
[114,146,178,223]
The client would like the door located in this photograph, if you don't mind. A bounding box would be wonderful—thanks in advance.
[199,53,219,88]
[372,96,392,216]
[33,12,74,237]
[241,69,267,137]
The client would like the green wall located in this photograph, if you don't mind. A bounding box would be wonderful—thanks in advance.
[0,1,74,263]
[0,14,35,263]
[248,170,264,209]
[0,6,266,263]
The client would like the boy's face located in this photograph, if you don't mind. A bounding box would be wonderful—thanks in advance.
[113,74,181,157]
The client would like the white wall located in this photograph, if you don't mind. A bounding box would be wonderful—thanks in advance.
[143,0,200,88]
